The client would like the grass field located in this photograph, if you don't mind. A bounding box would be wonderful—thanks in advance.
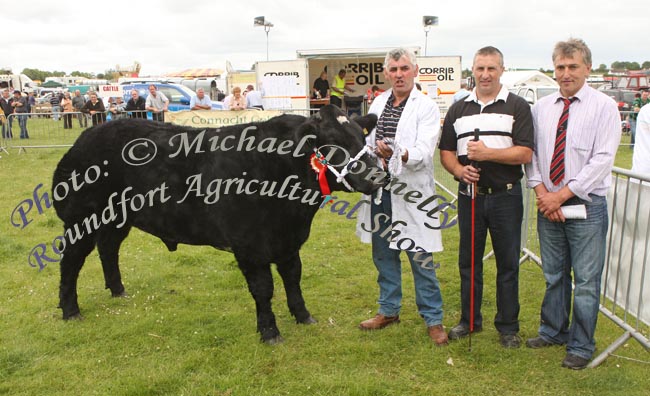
[0,129,648,396]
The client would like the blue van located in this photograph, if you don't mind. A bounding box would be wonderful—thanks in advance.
[120,82,224,111]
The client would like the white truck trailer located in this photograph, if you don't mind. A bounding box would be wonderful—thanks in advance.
[252,47,461,116]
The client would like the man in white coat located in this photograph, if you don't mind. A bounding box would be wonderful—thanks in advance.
[355,47,448,345]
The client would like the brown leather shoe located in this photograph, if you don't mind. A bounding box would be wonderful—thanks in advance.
[359,314,400,330]
[428,324,449,346]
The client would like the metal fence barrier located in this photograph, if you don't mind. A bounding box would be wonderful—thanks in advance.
[590,167,650,367]
[0,110,151,154]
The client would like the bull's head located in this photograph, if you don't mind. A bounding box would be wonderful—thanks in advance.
[294,105,384,195]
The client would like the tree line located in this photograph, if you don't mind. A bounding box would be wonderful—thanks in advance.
[3,68,109,81]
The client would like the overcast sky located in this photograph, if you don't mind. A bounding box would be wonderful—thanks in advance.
[4,0,649,76]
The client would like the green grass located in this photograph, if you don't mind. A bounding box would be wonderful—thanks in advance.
[0,143,647,396]
[615,132,634,169]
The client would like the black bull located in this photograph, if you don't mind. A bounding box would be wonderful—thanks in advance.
[52,105,381,344]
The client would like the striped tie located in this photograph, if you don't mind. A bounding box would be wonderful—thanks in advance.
[550,97,576,185]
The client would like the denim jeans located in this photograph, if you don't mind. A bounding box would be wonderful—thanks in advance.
[51,105,60,121]
[76,112,87,127]
[630,118,636,149]
[371,190,444,326]
[16,114,29,138]
[1,116,12,139]
[536,195,608,360]
[456,182,523,334]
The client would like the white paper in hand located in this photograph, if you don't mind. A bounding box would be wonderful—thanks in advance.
[561,204,587,219]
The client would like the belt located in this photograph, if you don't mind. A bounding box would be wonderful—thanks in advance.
[460,182,514,195]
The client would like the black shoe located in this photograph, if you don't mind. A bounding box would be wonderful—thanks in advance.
[448,323,482,340]
[500,333,521,348]
[561,353,589,370]
[526,336,556,349]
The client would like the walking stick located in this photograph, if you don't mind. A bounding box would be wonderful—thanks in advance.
[469,128,480,351]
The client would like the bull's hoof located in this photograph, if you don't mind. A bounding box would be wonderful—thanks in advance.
[63,312,84,321]
[264,335,285,345]
[111,290,129,298]
[297,315,318,325]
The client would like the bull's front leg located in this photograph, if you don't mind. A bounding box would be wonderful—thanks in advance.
[237,260,283,344]
[276,253,317,325]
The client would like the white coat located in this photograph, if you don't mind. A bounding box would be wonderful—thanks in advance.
[355,86,443,253]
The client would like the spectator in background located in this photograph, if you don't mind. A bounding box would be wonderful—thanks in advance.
[10,90,29,138]
[109,97,127,120]
[26,91,35,113]
[190,88,212,110]
[82,92,106,126]
[50,92,61,121]
[453,81,471,104]
[60,92,74,129]
[126,89,146,119]
[245,85,264,110]
[106,97,115,112]
[366,85,384,106]
[227,86,246,111]
[0,89,12,138]
[145,84,169,122]
[330,69,353,108]
[72,90,87,127]
[312,71,330,100]
[629,90,650,149]
[632,102,650,174]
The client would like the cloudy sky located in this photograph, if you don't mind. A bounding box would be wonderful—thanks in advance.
[4,0,649,76]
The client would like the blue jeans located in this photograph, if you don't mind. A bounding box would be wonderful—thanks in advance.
[629,118,636,149]
[457,182,523,334]
[51,105,60,121]
[1,116,12,139]
[371,190,444,326]
[537,195,608,360]
[17,114,29,138]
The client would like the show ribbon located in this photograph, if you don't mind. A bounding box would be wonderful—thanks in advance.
[310,151,332,198]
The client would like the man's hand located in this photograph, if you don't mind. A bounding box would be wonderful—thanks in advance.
[467,140,490,162]
[544,208,566,223]
[375,139,393,159]
[534,185,574,222]
[460,164,481,184]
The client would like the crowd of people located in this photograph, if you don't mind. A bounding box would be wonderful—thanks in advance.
[0,82,270,138]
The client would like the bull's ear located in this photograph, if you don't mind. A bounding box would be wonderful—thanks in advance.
[293,119,318,156]
[352,113,377,134]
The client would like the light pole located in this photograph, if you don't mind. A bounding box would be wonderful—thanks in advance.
[422,16,438,56]
[254,16,274,61]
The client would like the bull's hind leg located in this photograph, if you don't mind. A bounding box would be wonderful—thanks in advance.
[276,252,317,325]
[237,259,282,344]
[59,231,97,319]
[96,225,132,297]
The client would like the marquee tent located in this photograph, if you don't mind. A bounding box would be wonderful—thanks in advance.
[164,68,223,78]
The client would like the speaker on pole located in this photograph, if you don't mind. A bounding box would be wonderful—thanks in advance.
[423,16,438,26]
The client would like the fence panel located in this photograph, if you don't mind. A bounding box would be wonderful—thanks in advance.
[0,111,151,154]
[590,167,650,367]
